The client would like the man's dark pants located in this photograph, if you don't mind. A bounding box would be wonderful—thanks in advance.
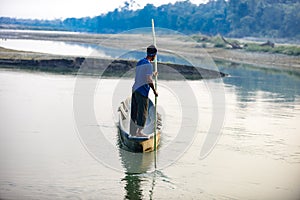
[130,91,149,135]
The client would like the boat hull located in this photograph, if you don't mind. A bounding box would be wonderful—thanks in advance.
[118,97,161,153]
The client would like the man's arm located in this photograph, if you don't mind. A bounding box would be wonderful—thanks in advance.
[147,75,158,97]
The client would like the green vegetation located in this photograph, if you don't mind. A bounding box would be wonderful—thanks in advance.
[210,36,227,48]
[245,44,300,56]
[192,35,300,56]
[1,0,299,39]
[192,35,228,48]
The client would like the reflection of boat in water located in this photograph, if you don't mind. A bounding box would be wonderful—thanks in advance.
[118,140,156,199]
[118,144,156,174]
[117,97,162,153]
[119,146,171,200]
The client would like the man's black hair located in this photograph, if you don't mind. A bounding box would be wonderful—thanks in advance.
[147,45,157,56]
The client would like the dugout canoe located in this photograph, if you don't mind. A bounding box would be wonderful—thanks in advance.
[117,97,162,153]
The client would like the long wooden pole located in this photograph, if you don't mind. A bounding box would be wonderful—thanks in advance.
[151,19,158,169]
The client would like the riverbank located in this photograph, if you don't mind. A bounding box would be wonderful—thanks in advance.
[0,46,226,80]
[0,30,299,73]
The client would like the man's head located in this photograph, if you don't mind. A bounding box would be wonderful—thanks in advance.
[146,44,157,61]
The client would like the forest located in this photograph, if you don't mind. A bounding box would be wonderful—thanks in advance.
[0,0,299,39]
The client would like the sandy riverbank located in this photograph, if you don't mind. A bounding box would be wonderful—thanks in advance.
[0,30,299,72]
[0,46,227,80]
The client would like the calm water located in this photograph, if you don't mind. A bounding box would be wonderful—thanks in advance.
[0,38,195,65]
[0,63,300,199]
[0,39,111,58]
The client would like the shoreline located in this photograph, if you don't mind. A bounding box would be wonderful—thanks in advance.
[0,47,226,80]
[0,30,299,77]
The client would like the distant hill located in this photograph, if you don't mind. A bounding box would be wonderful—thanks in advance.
[0,0,299,39]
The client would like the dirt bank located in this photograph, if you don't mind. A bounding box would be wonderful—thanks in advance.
[0,47,226,80]
[1,30,299,70]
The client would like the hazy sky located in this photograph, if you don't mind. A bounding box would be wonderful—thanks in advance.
[0,0,208,19]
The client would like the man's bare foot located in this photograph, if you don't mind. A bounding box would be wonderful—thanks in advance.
[136,129,148,137]
[136,132,148,137]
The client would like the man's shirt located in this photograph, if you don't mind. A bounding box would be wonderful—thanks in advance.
[132,58,153,97]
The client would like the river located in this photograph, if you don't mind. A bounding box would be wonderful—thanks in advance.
[0,62,299,199]
[1,33,300,199]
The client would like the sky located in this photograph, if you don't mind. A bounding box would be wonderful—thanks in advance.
[0,0,208,20]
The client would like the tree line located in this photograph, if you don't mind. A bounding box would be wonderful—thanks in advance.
[0,0,299,39]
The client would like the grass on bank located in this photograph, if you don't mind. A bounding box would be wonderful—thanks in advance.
[245,43,300,56]
[192,35,300,56]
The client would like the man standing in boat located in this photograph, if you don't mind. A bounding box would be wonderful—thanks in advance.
[130,45,158,137]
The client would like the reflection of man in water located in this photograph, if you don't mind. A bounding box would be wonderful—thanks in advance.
[130,45,158,137]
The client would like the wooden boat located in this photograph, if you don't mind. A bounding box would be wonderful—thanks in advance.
[118,97,162,153]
